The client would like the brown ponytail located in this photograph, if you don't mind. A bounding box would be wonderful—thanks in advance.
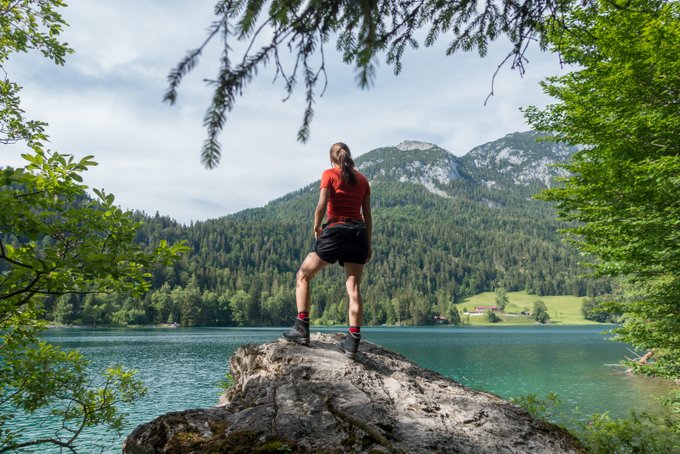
[330,142,357,184]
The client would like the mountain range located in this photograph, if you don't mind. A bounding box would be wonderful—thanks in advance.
[262,131,575,217]
[358,131,572,194]
[49,131,611,327]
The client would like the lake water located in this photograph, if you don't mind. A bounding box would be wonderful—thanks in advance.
[8,325,676,452]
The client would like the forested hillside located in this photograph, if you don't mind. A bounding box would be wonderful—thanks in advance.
[43,132,610,327]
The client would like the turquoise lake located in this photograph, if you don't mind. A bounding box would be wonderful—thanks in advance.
[9,325,676,452]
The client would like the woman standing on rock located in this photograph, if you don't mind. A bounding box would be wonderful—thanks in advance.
[283,142,372,358]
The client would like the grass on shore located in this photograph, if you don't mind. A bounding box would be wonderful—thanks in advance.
[456,291,600,325]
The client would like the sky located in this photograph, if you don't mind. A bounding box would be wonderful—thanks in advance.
[4,1,565,224]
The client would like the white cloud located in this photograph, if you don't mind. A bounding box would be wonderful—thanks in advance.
[2,1,565,223]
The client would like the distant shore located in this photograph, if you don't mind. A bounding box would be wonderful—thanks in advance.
[44,290,605,329]
[46,323,181,329]
[45,320,612,329]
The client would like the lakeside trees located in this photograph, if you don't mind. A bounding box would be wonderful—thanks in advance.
[532,300,550,324]
[526,0,680,378]
[495,287,509,312]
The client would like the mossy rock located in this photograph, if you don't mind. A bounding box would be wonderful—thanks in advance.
[169,429,301,453]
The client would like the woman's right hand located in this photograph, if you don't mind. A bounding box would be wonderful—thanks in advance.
[314,225,323,239]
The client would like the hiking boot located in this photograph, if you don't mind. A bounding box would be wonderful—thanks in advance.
[340,332,361,359]
[282,317,310,346]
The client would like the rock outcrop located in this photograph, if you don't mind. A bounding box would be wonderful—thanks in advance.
[123,333,582,453]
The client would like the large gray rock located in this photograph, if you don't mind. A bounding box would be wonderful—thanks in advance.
[123,332,582,453]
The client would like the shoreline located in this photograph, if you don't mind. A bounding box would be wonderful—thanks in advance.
[45,321,616,329]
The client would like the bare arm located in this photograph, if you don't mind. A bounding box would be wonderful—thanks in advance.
[362,193,372,261]
[314,187,330,239]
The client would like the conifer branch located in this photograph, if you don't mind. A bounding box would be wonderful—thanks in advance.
[166,0,597,168]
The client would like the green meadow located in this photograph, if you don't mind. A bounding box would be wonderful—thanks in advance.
[456,291,602,325]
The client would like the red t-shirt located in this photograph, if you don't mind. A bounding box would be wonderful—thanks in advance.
[320,167,370,223]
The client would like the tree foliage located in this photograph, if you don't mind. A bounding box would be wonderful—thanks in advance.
[167,0,589,168]
[0,335,146,453]
[1,152,181,308]
[0,0,72,147]
[532,300,550,324]
[581,294,621,324]
[526,0,680,377]
[486,310,502,323]
[515,392,680,453]
[0,151,185,452]
[495,287,509,311]
[0,1,186,450]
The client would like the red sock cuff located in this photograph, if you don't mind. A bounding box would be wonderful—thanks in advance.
[349,326,361,334]
[298,312,309,320]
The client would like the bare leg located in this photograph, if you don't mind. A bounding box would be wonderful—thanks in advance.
[344,262,364,326]
[296,252,329,313]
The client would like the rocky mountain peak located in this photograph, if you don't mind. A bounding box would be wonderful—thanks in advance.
[357,143,461,199]
[395,140,436,151]
[463,131,576,188]
[272,131,575,211]
[355,131,576,198]
[124,333,581,453]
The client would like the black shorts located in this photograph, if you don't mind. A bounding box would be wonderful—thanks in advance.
[315,223,369,266]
